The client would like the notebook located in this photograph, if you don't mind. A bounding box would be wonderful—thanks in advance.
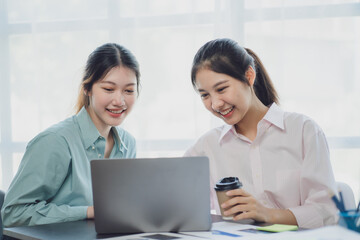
[90,156,212,234]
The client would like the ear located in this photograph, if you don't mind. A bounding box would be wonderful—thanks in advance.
[245,66,256,86]
[84,89,91,96]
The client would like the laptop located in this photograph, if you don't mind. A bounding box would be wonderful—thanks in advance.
[90,156,212,234]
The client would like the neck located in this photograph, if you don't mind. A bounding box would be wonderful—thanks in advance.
[99,127,112,140]
[235,97,269,141]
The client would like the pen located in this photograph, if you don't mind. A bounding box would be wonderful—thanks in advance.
[338,189,346,211]
[328,189,345,212]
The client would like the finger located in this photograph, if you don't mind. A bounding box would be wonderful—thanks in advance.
[226,188,250,197]
[233,211,254,221]
[222,196,252,209]
[223,204,248,216]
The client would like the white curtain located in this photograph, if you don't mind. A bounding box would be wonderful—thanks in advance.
[1,0,359,201]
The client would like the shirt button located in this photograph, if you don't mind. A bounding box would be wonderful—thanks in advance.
[92,146,95,150]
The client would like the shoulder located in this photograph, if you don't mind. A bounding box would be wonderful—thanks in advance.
[21,118,75,168]
[185,125,226,156]
[283,110,324,135]
[196,125,225,143]
[28,115,77,147]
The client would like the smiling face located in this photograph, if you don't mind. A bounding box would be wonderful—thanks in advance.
[195,68,254,126]
[86,66,137,135]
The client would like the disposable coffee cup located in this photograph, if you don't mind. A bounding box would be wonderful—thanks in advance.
[214,177,242,220]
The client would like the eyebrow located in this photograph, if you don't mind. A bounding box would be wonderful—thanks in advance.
[197,80,229,92]
[100,81,136,87]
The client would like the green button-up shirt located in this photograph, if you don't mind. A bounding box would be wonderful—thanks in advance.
[1,107,136,227]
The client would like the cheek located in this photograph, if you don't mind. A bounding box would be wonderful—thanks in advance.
[125,95,137,107]
[91,93,108,107]
[202,99,213,112]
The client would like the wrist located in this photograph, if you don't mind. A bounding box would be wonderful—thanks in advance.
[86,206,94,219]
[266,208,298,225]
[264,207,276,223]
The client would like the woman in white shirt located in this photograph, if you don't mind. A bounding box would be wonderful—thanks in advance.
[185,38,337,228]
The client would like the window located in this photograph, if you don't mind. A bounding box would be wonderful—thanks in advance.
[1,0,359,202]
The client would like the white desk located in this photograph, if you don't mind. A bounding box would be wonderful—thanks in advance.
[4,216,359,240]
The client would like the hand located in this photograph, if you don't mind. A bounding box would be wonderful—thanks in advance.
[87,206,94,219]
[221,188,270,222]
[221,189,297,225]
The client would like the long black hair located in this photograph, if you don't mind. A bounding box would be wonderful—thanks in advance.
[191,38,279,106]
[76,43,140,113]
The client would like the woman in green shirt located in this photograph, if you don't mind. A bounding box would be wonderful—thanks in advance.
[1,43,140,227]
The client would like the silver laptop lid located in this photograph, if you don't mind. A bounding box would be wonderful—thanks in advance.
[91,156,211,234]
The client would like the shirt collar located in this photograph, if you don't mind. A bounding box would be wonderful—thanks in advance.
[262,103,285,130]
[76,107,101,149]
[219,124,234,144]
[111,127,128,153]
[218,103,285,144]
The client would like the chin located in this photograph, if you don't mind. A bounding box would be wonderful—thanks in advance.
[222,118,239,126]
[114,121,125,126]
[107,119,125,127]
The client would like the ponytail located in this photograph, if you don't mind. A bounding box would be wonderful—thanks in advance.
[191,38,279,106]
[245,48,279,105]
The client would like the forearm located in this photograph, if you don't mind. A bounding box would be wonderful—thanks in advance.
[266,208,298,225]
[2,201,88,227]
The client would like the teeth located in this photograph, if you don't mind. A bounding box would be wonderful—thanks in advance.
[219,107,234,116]
[109,109,125,114]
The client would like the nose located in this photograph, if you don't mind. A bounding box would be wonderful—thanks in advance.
[211,95,224,111]
[113,91,125,106]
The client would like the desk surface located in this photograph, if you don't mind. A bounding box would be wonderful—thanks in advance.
[5,220,107,240]
[5,217,358,240]
[4,215,225,240]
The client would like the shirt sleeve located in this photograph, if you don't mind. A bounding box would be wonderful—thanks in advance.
[1,132,88,227]
[184,144,198,157]
[288,120,338,228]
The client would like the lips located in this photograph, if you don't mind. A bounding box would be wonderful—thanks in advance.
[108,109,126,114]
[106,108,127,118]
[218,106,234,116]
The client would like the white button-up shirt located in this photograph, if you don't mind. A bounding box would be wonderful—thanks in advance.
[185,103,337,228]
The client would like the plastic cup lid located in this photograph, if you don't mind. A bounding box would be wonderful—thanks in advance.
[214,177,242,191]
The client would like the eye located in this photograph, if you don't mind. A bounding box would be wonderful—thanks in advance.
[125,89,135,94]
[103,88,114,92]
[217,86,228,93]
[200,93,209,99]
